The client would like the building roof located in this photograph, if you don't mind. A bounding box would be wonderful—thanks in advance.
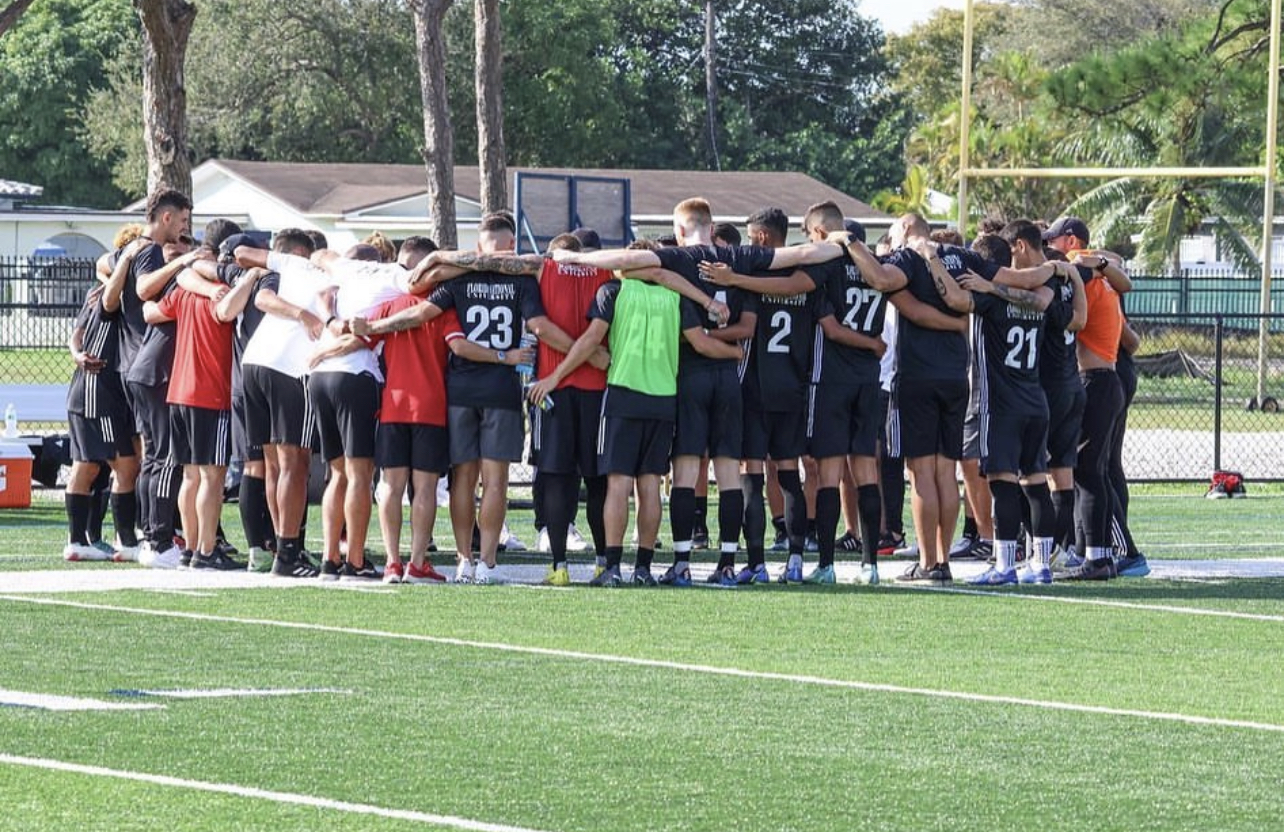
[0,179,43,199]
[188,159,888,222]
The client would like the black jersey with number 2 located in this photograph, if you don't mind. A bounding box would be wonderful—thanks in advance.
[972,289,1049,415]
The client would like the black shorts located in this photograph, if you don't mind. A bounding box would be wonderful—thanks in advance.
[448,406,524,464]
[599,415,673,477]
[127,380,172,461]
[1044,383,1087,469]
[981,410,1049,477]
[68,411,135,463]
[231,393,263,463]
[673,367,742,459]
[808,381,880,459]
[376,422,450,474]
[742,406,807,462]
[887,377,968,460]
[532,387,603,476]
[308,371,379,461]
[169,405,232,467]
[244,364,314,450]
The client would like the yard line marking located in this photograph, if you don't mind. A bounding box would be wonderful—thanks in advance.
[109,688,351,700]
[0,754,550,832]
[890,584,1284,622]
[144,589,217,598]
[3,595,1283,734]
[0,690,163,712]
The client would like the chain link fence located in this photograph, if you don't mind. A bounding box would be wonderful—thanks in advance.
[4,259,1284,483]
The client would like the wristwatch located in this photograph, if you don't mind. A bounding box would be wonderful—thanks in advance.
[495,350,507,364]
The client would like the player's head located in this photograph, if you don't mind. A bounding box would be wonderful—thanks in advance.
[979,215,1006,236]
[874,233,893,256]
[1042,216,1090,254]
[712,222,741,247]
[999,219,1045,267]
[655,234,679,248]
[627,238,661,251]
[145,188,193,243]
[673,197,714,245]
[112,223,145,250]
[930,227,964,247]
[363,231,397,263]
[478,212,516,253]
[890,212,931,247]
[570,227,601,252]
[201,218,243,255]
[272,228,315,257]
[344,244,382,262]
[802,200,845,241]
[397,235,438,269]
[304,229,329,251]
[971,233,1012,268]
[547,233,582,254]
[746,206,789,249]
[163,232,194,262]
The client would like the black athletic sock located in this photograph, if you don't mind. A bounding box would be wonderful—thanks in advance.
[542,473,577,569]
[1019,488,1033,541]
[1022,482,1055,539]
[815,486,840,569]
[278,536,300,562]
[771,515,786,536]
[239,474,269,550]
[65,492,92,546]
[605,545,624,569]
[990,480,1023,543]
[694,495,708,529]
[1053,489,1076,551]
[881,453,906,535]
[88,465,111,542]
[669,486,696,547]
[742,473,766,566]
[110,492,139,547]
[585,476,608,558]
[716,488,743,569]
[531,473,546,534]
[777,469,806,555]
[962,512,978,539]
[634,546,654,571]
[857,484,882,566]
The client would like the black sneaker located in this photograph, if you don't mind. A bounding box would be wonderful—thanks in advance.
[179,549,194,569]
[928,563,953,584]
[692,525,710,550]
[895,563,934,583]
[631,566,658,587]
[319,559,341,581]
[272,554,320,578]
[339,560,381,581]
[1057,558,1115,582]
[215,537,239,557]
[588,565,623,587]
[837,531,862,553]
[972,539,994,563]
[192,550,246,571]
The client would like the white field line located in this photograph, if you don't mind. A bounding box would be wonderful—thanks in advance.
[144,589,217,598]
[0,690,163,712]
[0,754,550,832]
[2,594,1282,734]
[116,688,352,700]
[891,584,1284,622]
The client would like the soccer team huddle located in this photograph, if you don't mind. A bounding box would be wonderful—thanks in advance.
[63,188,1147,588]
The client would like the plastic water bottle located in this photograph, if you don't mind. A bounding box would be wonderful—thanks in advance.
[3,403,16,438]
[514,332,538,385]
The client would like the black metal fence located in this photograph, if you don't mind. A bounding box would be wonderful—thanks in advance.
[3,259,1284,481]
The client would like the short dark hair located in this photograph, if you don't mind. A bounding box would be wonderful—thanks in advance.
[979,216,1007,236]
[930,228,964,247]
[570,227,601,251]
[746,206,789,243]
[146,188,192,222]
[202,218,243,253]
[479,212,516,235]
[971,234,1012,268]
[304,229,328,251]
[344,244,383,262]
[627,238,661,251]
[655,234,679,247]
[999,219,1043,251]
[399,235,438,259]
[712,222,742,247]
[547,233,581,253]
[803,200,844,235]
[273,228,314,255]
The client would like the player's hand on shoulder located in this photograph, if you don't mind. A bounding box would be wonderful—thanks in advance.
[958,271,990,293]
[697,261,735,286]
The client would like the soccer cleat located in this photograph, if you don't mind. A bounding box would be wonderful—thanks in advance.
[271,554,320,579]
[895,563,934,583]
[192,550,247,571]
[453,560,476,584]
[968,566,1018,586]
[714,565,738,587]
[319,559,342,581]
[541,566,571,587]
[113,536,140,562]
[894,540,920,559]
[179,549,194,569]
[536,527,551,553]
[856,563,880,585]
[770,529,788,552]
[803,564,836,585]
[566,525,589,552]
[804,534,820,553]
[149,543,184,570]
[877,533,906,556]
[246,547,274,574]
[837,531,862,553]
[498,525,526,552]
[91,540,117,559]
[1114,553,1151,578]
[1018,565,1053,585]
[972,539,994,563]
[1056,558,1115,582]
[340,560,381,581]
[692,525,710,550]
[659,565,693,587]
[588,565,623,587]
[948,534,977,558]
[382,561,404,584]
[592,563,607,581]
[736,564,772,585]
[405,562,448,584]
[779,565,804,584]
[63,542,108,562]
[136,541,157,568]
[474,561,499,585]
[929,563,953,584]
[1050,545,1081,572]
[631,567,658,587]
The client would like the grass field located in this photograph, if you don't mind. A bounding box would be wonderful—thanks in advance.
[3,483,1283,831]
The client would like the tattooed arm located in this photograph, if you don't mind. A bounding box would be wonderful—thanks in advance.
[958,271,1052,312]
[927,257,973,314]
[407,250,545,288]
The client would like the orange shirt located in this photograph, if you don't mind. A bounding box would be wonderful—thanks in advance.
[1078,274,1123,364]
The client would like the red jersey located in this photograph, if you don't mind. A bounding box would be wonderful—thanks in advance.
[158,287,234,410]
[537,259,611,391]
[368,297,462,426]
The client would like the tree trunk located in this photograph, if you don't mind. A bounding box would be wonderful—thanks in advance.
[0,0,36,39]
[411,0,457,249]
[704,0,720,171]
[475,0,506,214]
[134,0,196,197]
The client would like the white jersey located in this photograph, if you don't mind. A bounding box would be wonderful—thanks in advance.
[241,252,328,378]
[310,259,410,378]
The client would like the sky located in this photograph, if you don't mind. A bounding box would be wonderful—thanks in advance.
[866,0,968,34]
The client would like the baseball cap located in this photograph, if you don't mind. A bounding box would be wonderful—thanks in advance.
[1042,217,1090,244]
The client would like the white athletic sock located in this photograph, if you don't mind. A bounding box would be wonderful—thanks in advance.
[996,540,1017,573]
[1033,536,1054,569]
[1088,546,1111,563]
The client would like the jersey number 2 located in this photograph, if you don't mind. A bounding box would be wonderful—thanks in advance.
[1004,326,1038,370]
[767,310,792,353]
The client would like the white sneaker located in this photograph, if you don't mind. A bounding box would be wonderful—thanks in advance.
[136,541,156,568]
[63,542,108,562]
[474,561,500,585]
[536,527,551,553]
[856,563,880,585]
[149,543,183,570]
[112,537,140,563]
[566,525,588,552]
[499,524,526,552]
[948,536,975,558]
[454,560,476,584]
[894,540,919,558]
